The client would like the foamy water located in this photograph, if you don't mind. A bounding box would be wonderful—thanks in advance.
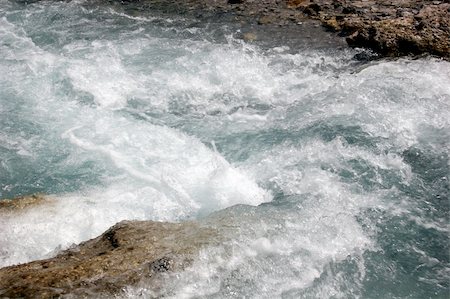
[0,0,449,298]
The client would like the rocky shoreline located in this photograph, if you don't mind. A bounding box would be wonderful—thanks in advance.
[99,0,449,58]
[291,0,450,58]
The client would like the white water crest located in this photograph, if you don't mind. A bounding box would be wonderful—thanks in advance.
[0,0,449,298]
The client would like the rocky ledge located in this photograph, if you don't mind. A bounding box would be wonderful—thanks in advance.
[0,220,217,298]
[289,0,450,58]
[102,0,449,58]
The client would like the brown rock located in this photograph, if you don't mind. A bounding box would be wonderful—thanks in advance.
[0,220,218,298]
[286,0,310,9]
[0,194,51,211]
[299,0,450,58]
[243,32,258,41]
[303,3,322,16]
[258,15,274,25]
[322,16,341,31]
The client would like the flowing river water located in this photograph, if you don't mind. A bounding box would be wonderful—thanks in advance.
[0,0,449,298]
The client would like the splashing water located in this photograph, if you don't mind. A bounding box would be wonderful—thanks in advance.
[0,0,449,298]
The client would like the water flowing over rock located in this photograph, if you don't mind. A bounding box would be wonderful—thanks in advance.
[0,220,218,298]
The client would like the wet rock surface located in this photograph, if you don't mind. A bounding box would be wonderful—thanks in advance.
[294,0,450,58]
[0,194,51,211]
[93,0,449,58]
[0,220,218,298]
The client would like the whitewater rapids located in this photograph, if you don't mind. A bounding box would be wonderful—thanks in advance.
[0,0,449,297]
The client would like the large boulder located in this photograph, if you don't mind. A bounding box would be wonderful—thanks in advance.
[0,220,218,298]
[291,0,450,58]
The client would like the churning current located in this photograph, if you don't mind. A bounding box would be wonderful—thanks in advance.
[0,0,449,298]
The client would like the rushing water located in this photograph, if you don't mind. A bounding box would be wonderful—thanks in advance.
[0,0,449,298]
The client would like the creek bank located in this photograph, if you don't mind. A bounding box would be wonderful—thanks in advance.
[97,0,449,58]
[0,220,218,298]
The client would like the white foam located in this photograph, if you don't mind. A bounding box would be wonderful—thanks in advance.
[66,42,141,109]
[227,109,268,122]
[126,168,375,298]
[330,59,450,149]
[0,115,270,266]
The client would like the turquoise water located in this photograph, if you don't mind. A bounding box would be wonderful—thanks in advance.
[0,0,449,298]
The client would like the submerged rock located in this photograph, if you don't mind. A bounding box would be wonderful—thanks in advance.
[0,194,51,211]
[0,220,218,298]
[242,31,257,41]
